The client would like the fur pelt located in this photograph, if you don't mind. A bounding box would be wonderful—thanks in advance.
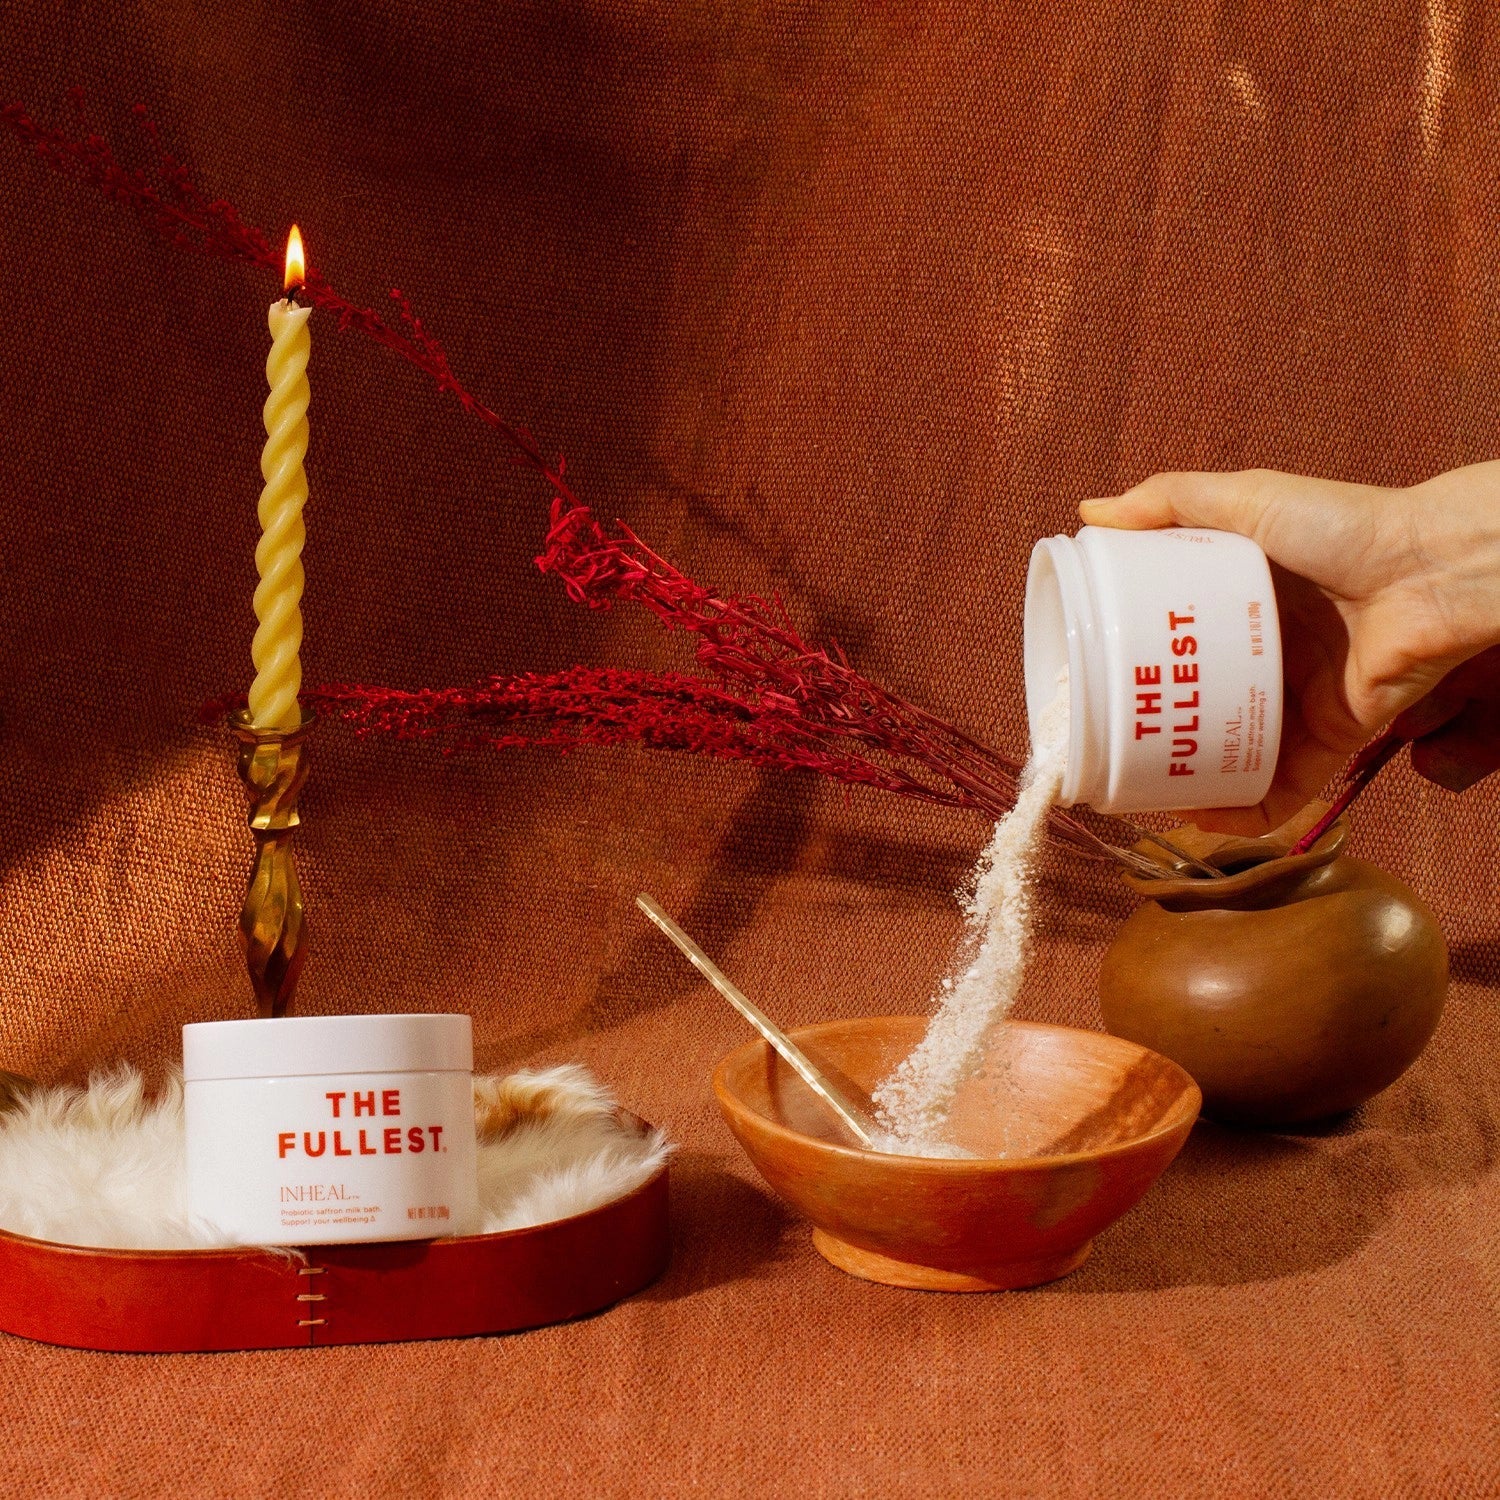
[0,1064,668,1250]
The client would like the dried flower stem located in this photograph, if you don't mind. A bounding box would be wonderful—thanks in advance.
[12,92,1160,874]
[0,93,569,494]
[309,670,981,809]
[1288,727,1407,856]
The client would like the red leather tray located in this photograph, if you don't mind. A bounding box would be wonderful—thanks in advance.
[0,1128,668,1353]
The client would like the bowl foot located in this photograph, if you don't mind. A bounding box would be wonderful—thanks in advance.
[811,1229,1090,1291]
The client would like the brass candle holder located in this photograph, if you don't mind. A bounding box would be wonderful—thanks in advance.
[230,707,314,1018]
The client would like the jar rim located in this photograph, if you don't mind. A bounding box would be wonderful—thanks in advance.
[183,1013,473,1081]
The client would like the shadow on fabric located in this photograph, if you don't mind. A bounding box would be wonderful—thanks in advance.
[1054,1081,1496,1294]
[640,1151,795,1303]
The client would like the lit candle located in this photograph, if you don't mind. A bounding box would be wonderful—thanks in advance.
[249,225,311,730]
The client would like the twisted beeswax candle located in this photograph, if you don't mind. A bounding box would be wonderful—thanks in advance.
[249,227,311,730]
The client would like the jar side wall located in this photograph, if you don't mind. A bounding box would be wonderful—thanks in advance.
[1075,526,1285,814]
[183,1013,474,1082]
[185,1070,480,1246]
[1023,536,1107,806]
[1023,542,1070,733]
[1248,544,1284,805]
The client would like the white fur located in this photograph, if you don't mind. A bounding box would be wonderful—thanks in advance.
[0,1064,669,1250]
[473,1064,671,1233]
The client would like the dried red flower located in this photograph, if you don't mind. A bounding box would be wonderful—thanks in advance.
[1,93,576,507]
[308,670,982,807]
[13,93,1145,867]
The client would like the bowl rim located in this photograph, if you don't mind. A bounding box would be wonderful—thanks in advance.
[712,1017,1203,1170]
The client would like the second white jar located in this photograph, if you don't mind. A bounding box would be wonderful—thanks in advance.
[1023,525,1283,815]
[184,1013,480,1246]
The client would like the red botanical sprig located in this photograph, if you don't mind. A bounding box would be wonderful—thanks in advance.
[1287,725,1407,856]
[200,669,1010,812]
[530,505,1157,864]
[307,669,990,808]
[536,500,1025,796]
[0,92,576,510]
[1,91,276,269]
[12,92,1156,872]
[203,666,1150,866]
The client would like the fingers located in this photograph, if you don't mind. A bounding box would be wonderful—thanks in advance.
[1392,646,1500,787]
[1409,698,1500,792]
[1082,469,1412,614]
[1079,470,1287,540]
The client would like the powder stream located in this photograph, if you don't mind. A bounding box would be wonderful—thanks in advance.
[871,677,1070,1155]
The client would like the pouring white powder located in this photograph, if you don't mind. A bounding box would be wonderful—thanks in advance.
[871,675,1070,1156]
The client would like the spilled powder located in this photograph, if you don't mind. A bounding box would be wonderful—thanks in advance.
[871,675,1070,1156]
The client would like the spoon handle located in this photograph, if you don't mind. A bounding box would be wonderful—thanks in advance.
[635,894,878,1149]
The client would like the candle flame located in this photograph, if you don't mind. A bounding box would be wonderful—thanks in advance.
[283,224,306,291]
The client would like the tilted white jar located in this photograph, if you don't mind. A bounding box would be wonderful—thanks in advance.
[1023,526,1283,815]
[184,1014,480,1246]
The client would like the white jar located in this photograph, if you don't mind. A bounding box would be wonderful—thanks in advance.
[184,1014,479,1246]
[1023,526,1283,815]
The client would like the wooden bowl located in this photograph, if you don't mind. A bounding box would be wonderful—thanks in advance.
[713,1018,1200,1291]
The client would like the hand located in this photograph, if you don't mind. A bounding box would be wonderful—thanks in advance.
[1392,646,1500,792]
[1078,463,1500,833]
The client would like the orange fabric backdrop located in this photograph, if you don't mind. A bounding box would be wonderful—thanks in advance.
[1,2,1496,1494]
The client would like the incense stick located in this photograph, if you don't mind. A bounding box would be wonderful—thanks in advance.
[1288,727,1407,856]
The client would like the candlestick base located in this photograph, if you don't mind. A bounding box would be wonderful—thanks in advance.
[229,708,314,1018]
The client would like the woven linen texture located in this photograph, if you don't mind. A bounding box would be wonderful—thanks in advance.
[1,2,1496,1494]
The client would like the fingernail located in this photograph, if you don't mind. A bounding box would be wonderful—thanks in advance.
[1077,498,1119,520]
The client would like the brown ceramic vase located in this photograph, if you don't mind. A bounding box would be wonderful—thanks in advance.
[1098,807,1448,1127]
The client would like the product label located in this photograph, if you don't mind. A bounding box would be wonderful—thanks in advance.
[1216,600,1269,775]
[1221,683,1269,775]
[1131,609,1200,777]
[184,1071,478,1246]
[1095,527,1280,815]
[1248,598,1266,658]
[276,1184,383,1233]
[274,1088,447,1160]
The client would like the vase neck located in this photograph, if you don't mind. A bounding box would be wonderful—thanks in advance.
[1122,816,1347,910]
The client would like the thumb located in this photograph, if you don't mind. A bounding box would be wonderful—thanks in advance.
[1079,469,1285,540]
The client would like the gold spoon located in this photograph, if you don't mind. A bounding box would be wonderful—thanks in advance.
[635,894,879,1149]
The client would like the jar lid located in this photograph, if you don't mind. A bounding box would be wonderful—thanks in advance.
[183,1014,473,1082]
